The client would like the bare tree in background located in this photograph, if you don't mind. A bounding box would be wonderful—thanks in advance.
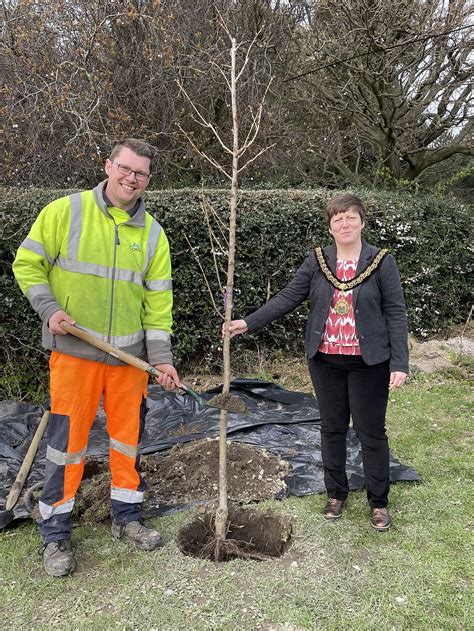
[2,0,472,188]
[2,0,180,184]
[1,0,299,186]
[292,0,473,182]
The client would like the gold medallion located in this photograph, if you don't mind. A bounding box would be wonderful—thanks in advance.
[334,292,350,315]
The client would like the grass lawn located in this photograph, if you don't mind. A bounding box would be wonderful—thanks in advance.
[0,369,472,630]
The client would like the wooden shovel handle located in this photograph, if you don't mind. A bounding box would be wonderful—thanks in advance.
[6,409,50,511]
[59,322,160,377]
[59,322,204,404]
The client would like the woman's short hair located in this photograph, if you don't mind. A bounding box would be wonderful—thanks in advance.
[325,194,366,225]
[110,139,154,165]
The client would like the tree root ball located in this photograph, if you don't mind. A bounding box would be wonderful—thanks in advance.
[207,393,248,414]
[177,505,293,562]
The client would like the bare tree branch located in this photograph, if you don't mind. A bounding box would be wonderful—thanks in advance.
[176,124,232,179]
[183,234,224,320]
[177,81,233,155]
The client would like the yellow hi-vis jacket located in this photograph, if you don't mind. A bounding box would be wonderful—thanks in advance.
[13,181,174,366]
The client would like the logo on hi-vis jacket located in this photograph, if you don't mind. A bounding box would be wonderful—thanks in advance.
[129,243,142,252]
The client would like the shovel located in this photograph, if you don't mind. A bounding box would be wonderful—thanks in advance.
[5,409,50,512]
[59,322,206,405]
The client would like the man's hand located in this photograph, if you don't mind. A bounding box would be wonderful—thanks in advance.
[48,310,76,335]
[389,371,408,390]
[154,363,181,391]
[222,319,249,339]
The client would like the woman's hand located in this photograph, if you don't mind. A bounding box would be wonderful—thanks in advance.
[154,363,181,391]
[222,319,249,338]
[389,371,408,390]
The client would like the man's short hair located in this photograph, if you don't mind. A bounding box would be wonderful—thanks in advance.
[109,139,154,166]
[325,193,366,225]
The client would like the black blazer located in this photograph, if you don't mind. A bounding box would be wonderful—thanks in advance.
[245,240,409,373]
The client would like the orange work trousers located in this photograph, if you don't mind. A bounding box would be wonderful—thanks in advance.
[39,352,148,538]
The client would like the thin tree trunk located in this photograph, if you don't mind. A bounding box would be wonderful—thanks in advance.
[215,36,239,544]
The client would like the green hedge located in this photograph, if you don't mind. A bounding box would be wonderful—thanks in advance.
[1,187,471,400]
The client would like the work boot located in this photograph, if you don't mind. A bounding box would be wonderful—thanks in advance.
[111,520,165,551]
[371,507,391,531]
[43,540,76,577]
[323,498,345,520]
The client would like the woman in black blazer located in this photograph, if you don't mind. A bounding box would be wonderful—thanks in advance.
[227,194,409,531]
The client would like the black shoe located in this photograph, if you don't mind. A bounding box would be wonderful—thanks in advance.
[43,540,76,577]
[371,507,391,531]
[323,498,345,520]
[111,520,165,550]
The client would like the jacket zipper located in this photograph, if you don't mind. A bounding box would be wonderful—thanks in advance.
[107,223,120,343]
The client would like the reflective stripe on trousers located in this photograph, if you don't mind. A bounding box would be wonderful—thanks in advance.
[40,352,148,523]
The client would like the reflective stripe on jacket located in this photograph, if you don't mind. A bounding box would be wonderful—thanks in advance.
[12,181,173,366]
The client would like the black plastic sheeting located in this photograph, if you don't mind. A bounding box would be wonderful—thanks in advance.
[0,379,421,529]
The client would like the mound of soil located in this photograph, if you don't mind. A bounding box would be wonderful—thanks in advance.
[409,335,473,373]
[58,440,290,524]
[143,439,289,505]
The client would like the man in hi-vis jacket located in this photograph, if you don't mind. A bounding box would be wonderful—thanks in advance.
[13,138,181,577]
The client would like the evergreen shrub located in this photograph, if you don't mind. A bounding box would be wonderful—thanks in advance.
[1,187,471,400]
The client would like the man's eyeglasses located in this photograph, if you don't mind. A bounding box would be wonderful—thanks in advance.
[112,161,150,182]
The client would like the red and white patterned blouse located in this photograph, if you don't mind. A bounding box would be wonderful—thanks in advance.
[318,258,361,356]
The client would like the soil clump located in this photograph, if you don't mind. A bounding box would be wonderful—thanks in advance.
[207,392,248,413]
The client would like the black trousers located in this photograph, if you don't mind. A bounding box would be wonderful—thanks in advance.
[308,352,390,508]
